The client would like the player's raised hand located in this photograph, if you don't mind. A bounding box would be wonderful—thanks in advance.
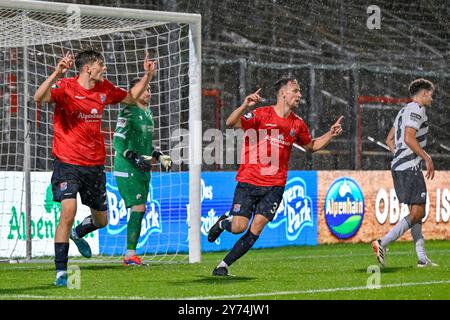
[55,51,74,75]
[330,115,344,137]
[243,88,263,108]
[143,52,157,77]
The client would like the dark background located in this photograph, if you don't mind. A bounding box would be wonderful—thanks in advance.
[1,0,449,172]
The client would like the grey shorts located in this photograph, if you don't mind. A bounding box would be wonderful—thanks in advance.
[391,170,427,205]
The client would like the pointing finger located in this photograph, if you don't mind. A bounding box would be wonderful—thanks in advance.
[335,115,344,125]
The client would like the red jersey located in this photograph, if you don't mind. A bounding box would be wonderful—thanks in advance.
[50,76,128,166]
[236,106,312,187]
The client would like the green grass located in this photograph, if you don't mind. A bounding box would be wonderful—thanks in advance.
[0,240,449,300]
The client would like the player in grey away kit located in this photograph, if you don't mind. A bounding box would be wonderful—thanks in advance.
[372,78,438,268]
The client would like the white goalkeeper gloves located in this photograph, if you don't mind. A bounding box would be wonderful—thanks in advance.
[152,150,172,171]
[159,155,172,171]
[123,149,172,172]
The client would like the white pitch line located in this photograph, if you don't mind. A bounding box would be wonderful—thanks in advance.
[0,279,449,300]
[3,249,449,268]
[277,249,450,261]
[185,280,450,300]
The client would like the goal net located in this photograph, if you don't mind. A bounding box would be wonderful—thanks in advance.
[0,1,202,263]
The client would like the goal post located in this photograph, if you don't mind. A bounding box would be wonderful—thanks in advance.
[0,0,202,263]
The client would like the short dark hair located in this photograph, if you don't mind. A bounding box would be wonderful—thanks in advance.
[128,77,150,92]
[75,47,104,71]
[129,77,141,90]
[408,78,434,97]
[274,77,297,93]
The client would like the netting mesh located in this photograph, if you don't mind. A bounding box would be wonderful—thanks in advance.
[0,4,194,262]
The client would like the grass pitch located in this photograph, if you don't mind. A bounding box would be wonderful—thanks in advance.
[0,240,449,300]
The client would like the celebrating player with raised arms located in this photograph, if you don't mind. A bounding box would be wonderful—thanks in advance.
[113,78,172,266]
[208,78,344,276]
[34,47,157,286]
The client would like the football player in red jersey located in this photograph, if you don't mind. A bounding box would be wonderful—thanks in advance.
[34,48,157,286]
[208,78,344,276]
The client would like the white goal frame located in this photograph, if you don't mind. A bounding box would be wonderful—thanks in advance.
[0,0,202,263]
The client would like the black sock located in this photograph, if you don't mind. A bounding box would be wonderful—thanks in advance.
[221,219,232,232]
[223,230,259,267]
[55,242,69,271]
[75,216,100,238]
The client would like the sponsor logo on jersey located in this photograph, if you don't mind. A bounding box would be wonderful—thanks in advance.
[78,108,102,122]
[324,177,365,240]
[74,95,86,100]
[243,112,255,120]
[410,112,422,121]
[268,177,314,241]
[266,123,277,127]
[265,135,291,146]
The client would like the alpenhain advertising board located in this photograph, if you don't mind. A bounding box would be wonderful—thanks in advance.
[318,171,449,244]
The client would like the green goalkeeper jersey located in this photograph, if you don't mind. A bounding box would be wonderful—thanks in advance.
[113,105,154,176]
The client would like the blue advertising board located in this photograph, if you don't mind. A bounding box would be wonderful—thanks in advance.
[99,171,318,255]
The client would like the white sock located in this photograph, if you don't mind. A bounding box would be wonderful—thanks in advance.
[411,223,427,262]
[381,216,413,248]
[125,250,136,258]
[218,261,228,268]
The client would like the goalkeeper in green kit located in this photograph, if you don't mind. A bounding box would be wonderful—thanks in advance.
[113,77,172,266]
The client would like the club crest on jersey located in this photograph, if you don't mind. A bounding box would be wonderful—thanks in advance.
[59,182,68,191]
[100,94,106,103]
[290,129,296,137]
[243,112,255,120]
[232,203,241,213]
[117,118,127,128]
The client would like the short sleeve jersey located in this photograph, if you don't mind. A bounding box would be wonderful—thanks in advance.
[236,106,312,186]
[391,102,428,171]
[50,77,128,166]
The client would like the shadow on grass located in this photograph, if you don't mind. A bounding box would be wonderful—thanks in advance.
[74,265,130,271]
[2,264,128,273]
[174,274,256,285]
[0,284,62,296]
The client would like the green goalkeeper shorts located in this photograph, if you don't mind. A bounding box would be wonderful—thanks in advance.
[114,170,151,208]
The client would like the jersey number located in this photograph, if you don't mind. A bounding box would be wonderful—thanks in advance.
[396,115,402,144]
